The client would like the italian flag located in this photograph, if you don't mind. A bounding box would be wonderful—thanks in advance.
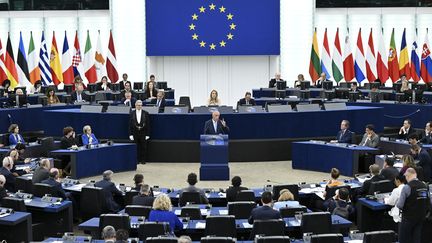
[84,31,97,84]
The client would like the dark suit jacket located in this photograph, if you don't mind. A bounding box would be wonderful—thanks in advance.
[145,88,158,99]
[180,185,209,204]
[380,167,399,182]
[397,127,416,140]
[416,149,432,182]
[60,136,77,149]
[96,82,112,91]
[129,110,151,138]
[151,98,167,112]
[0,167,16,192]
[118,80,126,90]
[121,97,137,108]
[94,179,123,213]
[32,167,50,184]
[8,94,27,107]
[226,186,248,202]
[336,130,353,143]
[360,175,384,196]
[71,91,88,102]
[268,79,284,88]
[132,194,155,207]
[41,177,67,199]
[238,98,256,106]
[203,119,229,135]
[419,131,432,144]
[248,205,281,224]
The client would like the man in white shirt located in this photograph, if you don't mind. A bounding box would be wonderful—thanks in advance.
[384,174,405,223]
[129,100,150,164]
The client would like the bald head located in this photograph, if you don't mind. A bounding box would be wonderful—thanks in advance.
[212,111,220,122]
[404,167,417,182]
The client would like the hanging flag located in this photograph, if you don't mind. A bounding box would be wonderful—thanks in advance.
[106,30,119,83]
[0,37,7,85]
[62,32,74,85]
[343,30,355,82]
[399,28,411,80]
[332,28,343,83]
[28,32,40,84]
[321,28,332,80]
[5,33,19,89]
[84,31,97,84]
[420,31,432,83]
[49,32,63,86]
[95,31,107,80]
[388,28,399,82]
[410,31,421,82]
[39,31,53,86]
[309,28,321,82]
[354,28,366,83]
[72,31,88,85]
[377,29,389,83]
[17,32,31,88]
[365,28,377,82]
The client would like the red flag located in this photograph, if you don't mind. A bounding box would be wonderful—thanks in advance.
[106,30,119,83]
[388,28,399,82]
[343,32,355,81]
[377,29,389,83]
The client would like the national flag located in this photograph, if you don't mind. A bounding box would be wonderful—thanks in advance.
[321,28,332,80]
[49,32,63,86]
[331,28,344,83]
[95,31,107,80]
[84,31,97,84]
[343,31,355,82]
[61,32,74,85]
[354,28,366,83]
[39,31,53,86]
[0,37,7,85]
[399,28,411,80]
[365,28,377,82]
[28,31,40,84]
[17,32,31,88]
[72,31,88,85]
[420,31,432,83]
[388,28,399,82]
[377,29,389,83]
[5,33,19,89]
[410,32,421,82]
[309,28,321,82]
[106,30,119,83]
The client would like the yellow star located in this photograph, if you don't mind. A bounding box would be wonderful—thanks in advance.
[189,24,196,30]
[227,33,234,40]
[219,6,226,13]
[209,43,216,50]
[229,23,236,30]
[219,40,226,47]
[199,41,206,47]
[209,3,216,10]
[192,33,199,40]
[192,13,198,20]
[199,6,206,13]
[227,13,234,20]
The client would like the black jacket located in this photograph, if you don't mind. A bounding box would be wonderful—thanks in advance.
[41,177,67,199]
[32,167,50,184]
[94,179,123,213]
[129,109,151,138]
[132,194,155,207]
[248,205,281,224]
[0,167,16,193]
[226,186,248,202]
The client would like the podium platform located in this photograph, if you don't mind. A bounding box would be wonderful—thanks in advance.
[200,134,229,180]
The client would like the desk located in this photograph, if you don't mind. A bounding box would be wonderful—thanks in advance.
[356,198,392,232]
[0,211,32,242]
[49,143,137,179]
[0,141,60,161]
[292,142,379,176]
[379,139,432,155]
[252,88,324,99]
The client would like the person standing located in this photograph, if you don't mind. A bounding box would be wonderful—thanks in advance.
[129,100,150,164]
[203,111,229,135]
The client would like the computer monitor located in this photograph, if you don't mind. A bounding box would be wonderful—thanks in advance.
[133,82,144,90]
[272,184,299,201]
[300,81,311,90]
[395,93,406,103]
[300,90,310,100]
[133,91,146,100]
[296,104,321,112]
[276,81,287,90]
[267,104,293,113]
[335,88,350,99]
[311,234,344,243]
[238,105,265,113]
[323,90,335,100]
[339,82,352,88]
[323,103,347,111]
[164,106,189,114]
[39,136,54,157]
[412,83,427,92]
[156,81,168,90]
[38,96,48,106]
[322,81,333,90]
[348,92,360,102]
[111,83,121,92]
[363,230,396,243]
[87,83,97,93]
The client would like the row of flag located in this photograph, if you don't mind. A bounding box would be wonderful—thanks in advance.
[309,28,432,84]
[0,30,120,90]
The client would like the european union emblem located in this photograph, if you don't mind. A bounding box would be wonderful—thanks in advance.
[146,0,280,56]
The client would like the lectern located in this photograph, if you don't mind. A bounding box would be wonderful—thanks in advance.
[200,134,229,180]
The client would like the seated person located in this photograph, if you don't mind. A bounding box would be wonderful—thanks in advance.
[326,188,354,219]
[419,121,432,144]
[207,89,221,106]
[293,74,305,88]
[8,88,27,107]
[151,90,166,112]
[398,119,416,140]
[116,229,129,243]
[28,80,42,94]
[41,168,69,200]
[331,120,353,143]
[132,184,155,206]
[148,194,183,233]
[350,82,362,94]
[237,92,256,106]
[384,174,406,223]
[410,144,432,182]
[380,157,399,182]
[273,189,301,210]
[96,76,111,91]
[119,73,129,90]
[121,81,133,96]
[315,72,328,88]
[101,225,116,243]
[408,133,421,146]
[203,111,229,135]
[81,125,99,145]
[0,175,7,200]
[71,83,88,102]
[60,126,78,149]
[359,164,384,196]
[399,154,416,176]
[8,124,25,146]
[226,176,248,202]
[0,157,16,192]
[121,91,137,108]
[144,81,157,99]
[268,72,284,88]
[46,88,60,104]
[248,191,281,224]
[180,172,209,204]
[133,173,144,191]
[8,149,29,176]
[359,124,379,148]
[32,158,51,184]
[94,170,123,213]
[326,168,344,187]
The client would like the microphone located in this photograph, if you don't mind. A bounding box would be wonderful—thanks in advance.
[266,179,283,185]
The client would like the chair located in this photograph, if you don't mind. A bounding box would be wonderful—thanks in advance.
[178,191,202,206]
[179,96,191,111]
[301,212,332,234]
[15,177,33,193]
[272,184,299,201]
[325,185,350,200]
[180,206,202,219]
[138,222,170,241]
[363,230,396,243]
[87,83,97,93]
[99,214,130,236]
[255,236,291,243]
[251,219,285,237]
[228,201,256,219]
[124,190,139,205]
[125,205,152,217]
[1,197,26,211]
[32,183,56,197]
[200,236,236,242]
[205,215,236,238]
[368,180,394,195]
[235,190,255,202]
[80,186,107,220]
[279,206,307,218]
[146,236,178,243]
[310,233,344,243]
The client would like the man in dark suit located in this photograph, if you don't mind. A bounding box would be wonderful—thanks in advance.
[32,159,51,184]
[237,92,256,106]
[150,90,166,113]
[226,176,248,202]
[359,124,379,148]
[248,191,281,224]
[380,157,400,182]
[0,157,16,192]
[41,168,68,200]
[359,164,384,196]
[203,111,229,135]
[335,120,353,143]
[129,100,151,164]
[132,184,155,206]
[419,121,432,144]
[71,83,88,103]
[95,170,123,213]
[411,144,432,182]
[118,73,129,91]
[315,72,328,88]
[121,91,137,108]
[268,73,283,88]
[180,173,209,204]
[398,119,416,140]
[8,88,28,107]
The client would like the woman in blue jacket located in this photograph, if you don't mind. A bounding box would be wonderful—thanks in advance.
[8,124,24,146]
[81,125,99,145]
[148,193,183,233]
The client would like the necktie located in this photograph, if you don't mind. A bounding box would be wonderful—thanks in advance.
[127,101,130,107]
[340,130,344,140]
[157,100,160,107]
[246,100,249,105]
[16,95,19,106]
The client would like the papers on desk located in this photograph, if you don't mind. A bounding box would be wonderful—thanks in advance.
[195,222,206,229]
[200,209,208,216]
[242,222,253,228]
[65,183,86,191]
[219,209,228,215]
[356,176,371,184]
[0,213,11,218]
[218,192,226,197]
[300,187,325,200]
[174,210,181,215]
[24,199,32,204]
[153,191,162,196]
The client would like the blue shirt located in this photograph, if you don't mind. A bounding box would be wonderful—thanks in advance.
[148,210,183,232]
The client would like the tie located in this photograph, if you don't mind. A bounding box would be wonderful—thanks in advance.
[214,122,217,133]
[78,94,82,101]
[340,131,344,141]
[127,101,131,107]
[246,100,249,105]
